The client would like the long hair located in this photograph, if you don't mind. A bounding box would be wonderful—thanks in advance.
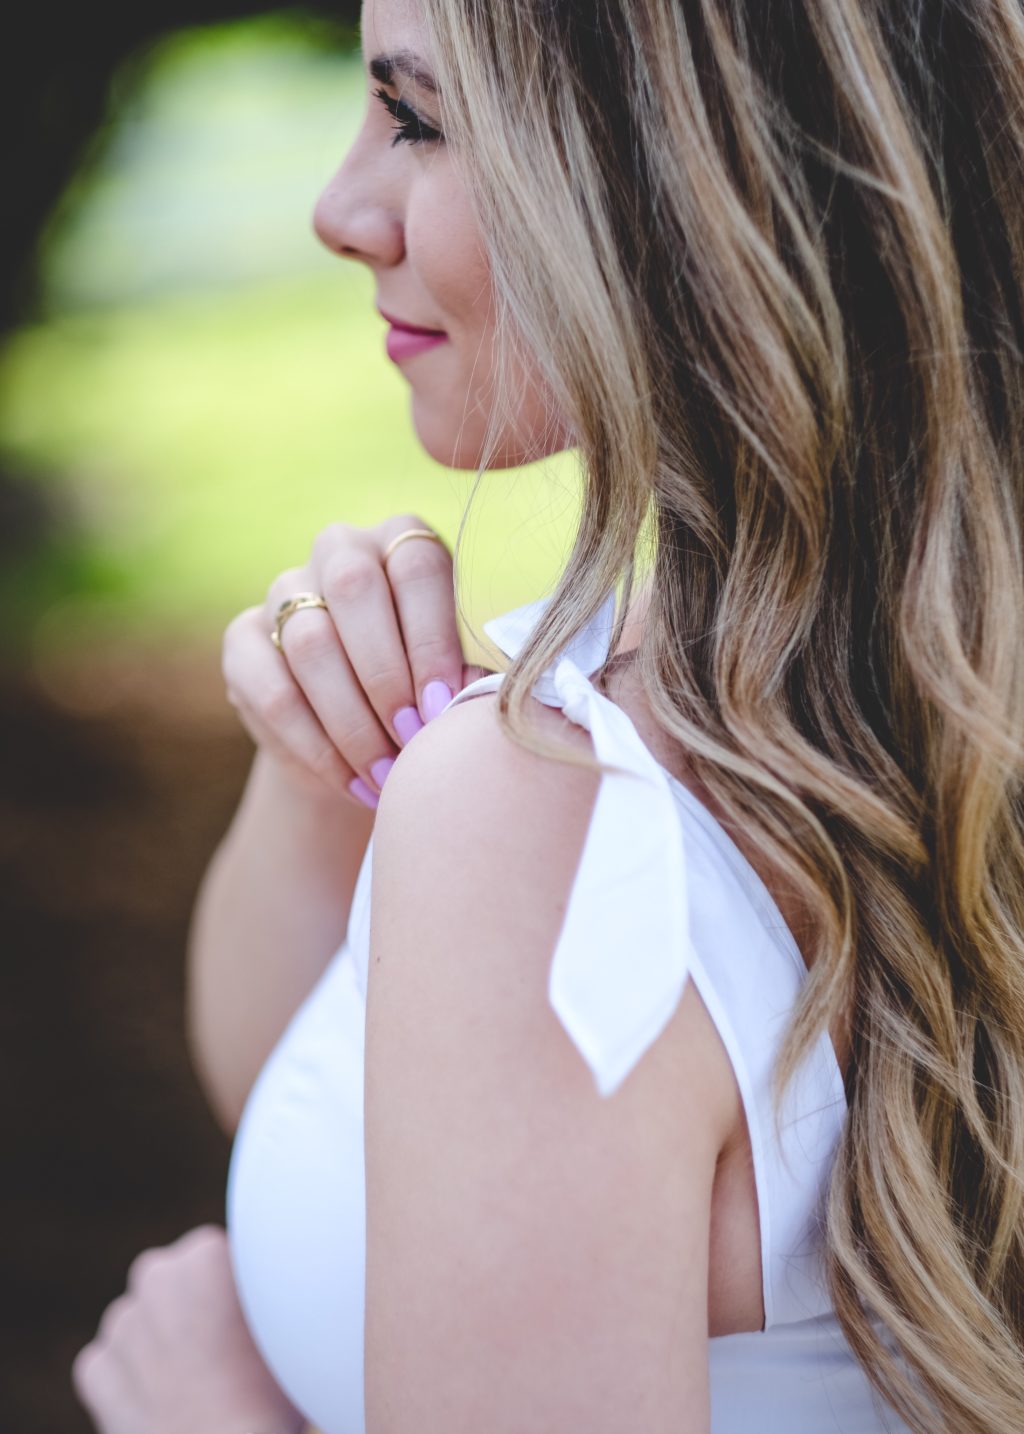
[423,0,1024,1428]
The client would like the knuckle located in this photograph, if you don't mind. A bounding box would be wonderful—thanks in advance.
[266,567,306,605]
[71,1342,105,1400]
[282,617,334,666]
[411,631,457,667]
[96,1294,133,1346]
[220,651,245,697]
[312,521,355,556]
[221,612,254,669]
[409,641,461,689]
[310,743,347,782]
[358,656,410,698]
[337,714,383,764]
[182,1223,226,1253]
[388,544,449,584]
[177,1226,231,1287]
[126,1248,166,1294]
[221,631,266,694]
[322,555,379,606]
[220,605,253,645]
[256,680,299,728]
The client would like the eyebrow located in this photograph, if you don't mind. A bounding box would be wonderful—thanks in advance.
[369,52,438,95]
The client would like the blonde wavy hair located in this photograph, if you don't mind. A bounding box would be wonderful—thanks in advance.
[423,0,1024,1428]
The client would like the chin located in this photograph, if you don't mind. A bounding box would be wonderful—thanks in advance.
[411,399,485,469]
[410,395,573,472]
[409,397,511,470]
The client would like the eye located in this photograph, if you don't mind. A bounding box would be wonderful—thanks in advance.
[372,86,443,147]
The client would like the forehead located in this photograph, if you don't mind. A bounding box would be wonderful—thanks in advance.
[361,0,433,61]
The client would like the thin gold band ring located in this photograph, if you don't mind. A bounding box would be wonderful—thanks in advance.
[270,532,446,650]
[381,527,448,562]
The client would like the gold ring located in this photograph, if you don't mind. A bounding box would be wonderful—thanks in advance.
[382,528,448,562]
[270,592,328,651]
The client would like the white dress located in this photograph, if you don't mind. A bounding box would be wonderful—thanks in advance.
[227,590,911,1433]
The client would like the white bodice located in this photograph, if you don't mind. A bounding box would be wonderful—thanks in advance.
[227,591,908,1433]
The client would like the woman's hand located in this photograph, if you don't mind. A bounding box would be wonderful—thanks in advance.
[72,1225,304,1434]
[222,514,493,811]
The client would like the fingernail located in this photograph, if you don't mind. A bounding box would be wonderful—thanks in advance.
[370,756,395,791]
[393,705,424,746]
[421,680,453,722]
[348,777,379,810]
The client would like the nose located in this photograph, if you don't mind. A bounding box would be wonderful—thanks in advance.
[312,148,404,269]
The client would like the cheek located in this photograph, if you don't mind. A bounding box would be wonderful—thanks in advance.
[403,166,571,469]
[405,169,493,336]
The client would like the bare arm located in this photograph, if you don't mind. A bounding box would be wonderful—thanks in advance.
[186,748,374,1133]
[187,529,650,1133]
[363,694,728,1433]
[184,515,471,1131]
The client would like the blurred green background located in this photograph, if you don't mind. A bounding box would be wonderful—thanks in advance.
[0,11,579,1432]
[1,10,578,678]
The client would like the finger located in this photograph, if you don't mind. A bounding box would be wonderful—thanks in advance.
[230,608,384,807]
[126,1247,169,1297]
[173,1222,227,1251]
[225,607,358,799]
[241,681,371,807]
[169,1223,231,1273]
[126,1248,190,1341]
[72,1342,140,1434]
[160,1225,237,1311]
[72,1342,106,1407]
[377,515,464,724]
[274,597,402,787]
[314,538,422,750]
[96,1294,135,1349]
[261,565,314,631]
[264,561,410,773]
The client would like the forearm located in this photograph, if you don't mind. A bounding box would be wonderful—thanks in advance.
[186,747,374,1132]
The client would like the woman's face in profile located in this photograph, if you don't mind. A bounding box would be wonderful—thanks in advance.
[313,0,567,470]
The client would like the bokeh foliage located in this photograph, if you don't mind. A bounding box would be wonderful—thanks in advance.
[0,13,580,667]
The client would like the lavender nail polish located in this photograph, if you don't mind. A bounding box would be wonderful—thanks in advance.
[393,705,424,746]
[349,777,379,810]
[421,680,454,722]
[370,756,395,791]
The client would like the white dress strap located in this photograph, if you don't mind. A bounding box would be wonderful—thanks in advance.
[447,591,692,1098]
[446,592,848,1326]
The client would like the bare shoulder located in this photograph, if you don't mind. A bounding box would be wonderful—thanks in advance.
[362,689,733,1433]
[370,689,600,939]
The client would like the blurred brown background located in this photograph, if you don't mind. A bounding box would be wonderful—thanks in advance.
[1,4,576,1429]
[1,646,246,1431]
[3,11,352,1429]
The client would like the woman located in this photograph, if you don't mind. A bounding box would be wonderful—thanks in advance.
[72,0,1024,1430]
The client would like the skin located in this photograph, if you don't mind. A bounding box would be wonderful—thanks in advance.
[313,0,571,470]
[350,3,761,1430]
[365,693,755,1433]
[74,2,775,1430]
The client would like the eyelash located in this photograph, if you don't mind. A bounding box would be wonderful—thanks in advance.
[372,86,443,147]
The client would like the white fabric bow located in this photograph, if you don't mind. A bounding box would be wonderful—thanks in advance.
[482,592,693,1098]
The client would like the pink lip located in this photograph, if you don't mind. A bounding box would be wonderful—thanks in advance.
[385,327,448,363]
[377,306,448,364]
